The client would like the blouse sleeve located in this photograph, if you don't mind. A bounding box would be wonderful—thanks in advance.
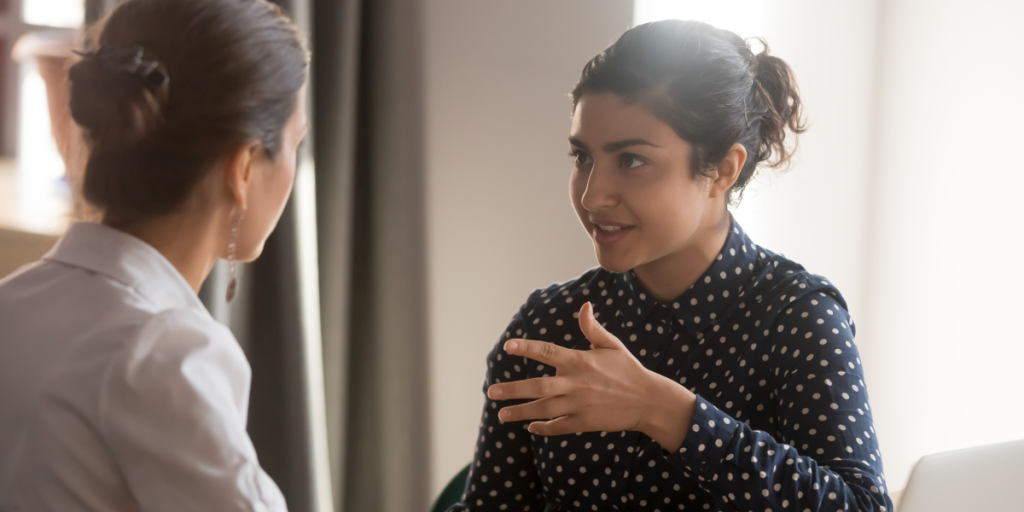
[659,292,894,512]
[98,308,287,512]
[448,292,546,512]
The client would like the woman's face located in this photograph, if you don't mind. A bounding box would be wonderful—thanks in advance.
[237,89,308,262]
[569,92,715,273]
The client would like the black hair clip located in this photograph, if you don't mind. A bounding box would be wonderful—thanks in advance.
[73,45,169,88]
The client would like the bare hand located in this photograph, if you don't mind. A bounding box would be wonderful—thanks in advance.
[487,302,697,451]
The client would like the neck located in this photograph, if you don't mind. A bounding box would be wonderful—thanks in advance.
[115,210,226,293]
[632,208,731,303]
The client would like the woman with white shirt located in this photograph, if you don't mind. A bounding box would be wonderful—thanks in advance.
[0,0,308,510]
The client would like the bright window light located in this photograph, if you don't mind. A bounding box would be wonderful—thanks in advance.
[634,0,765,38]
[18,59,65,184]
[23,0,85,29]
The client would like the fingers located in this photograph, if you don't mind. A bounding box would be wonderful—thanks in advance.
[488,375,570,401]
[498,396,572,423]
[503,338,577,367]
[528,415,587,437]
[578,301,624,350]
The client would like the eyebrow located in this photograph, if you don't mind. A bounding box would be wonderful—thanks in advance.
[568,137,660,153]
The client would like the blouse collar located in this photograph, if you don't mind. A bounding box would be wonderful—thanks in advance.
[43,222,205,313]
[613,221,763,338]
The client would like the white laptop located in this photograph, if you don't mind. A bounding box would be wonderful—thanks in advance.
[898,438,1024,512]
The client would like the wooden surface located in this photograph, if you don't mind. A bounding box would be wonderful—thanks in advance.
[0,158,69,279]
[0,226,57,278]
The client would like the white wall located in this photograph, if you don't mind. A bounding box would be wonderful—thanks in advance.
[633,0,879,330]
[860,0,1024,490]
[423,0,635,496]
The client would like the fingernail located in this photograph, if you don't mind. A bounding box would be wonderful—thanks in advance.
[506,340,518,351]
[500,408,511,420]
[490,386,502,399]
[527,423,537,433]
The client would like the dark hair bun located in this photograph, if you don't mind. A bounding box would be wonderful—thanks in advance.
[750,45,806,169]
[69,49,170,147]
[68,0,308,226]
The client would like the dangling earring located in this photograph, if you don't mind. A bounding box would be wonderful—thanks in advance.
[226,209,245,303]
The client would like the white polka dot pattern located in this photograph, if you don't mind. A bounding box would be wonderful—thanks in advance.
[447,223,892,512]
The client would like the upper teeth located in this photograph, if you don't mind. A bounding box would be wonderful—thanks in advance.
[599,225,623,232]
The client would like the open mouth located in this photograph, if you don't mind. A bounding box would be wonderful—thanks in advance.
[592,223,634,245]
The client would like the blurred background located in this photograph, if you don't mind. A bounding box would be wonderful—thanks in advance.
[0,0,83,277]
[1,0,1021,511]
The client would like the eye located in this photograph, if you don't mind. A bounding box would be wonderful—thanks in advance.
[619,153,645,169]
[569,149,593,166]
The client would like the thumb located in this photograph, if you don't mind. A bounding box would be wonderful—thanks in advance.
[579,301,623,350]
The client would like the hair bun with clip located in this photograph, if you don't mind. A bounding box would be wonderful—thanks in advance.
[73,45,169,89]
[69,44,171,146]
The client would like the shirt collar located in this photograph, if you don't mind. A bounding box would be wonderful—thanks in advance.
[614,220,761,338]
[44,222,205,312]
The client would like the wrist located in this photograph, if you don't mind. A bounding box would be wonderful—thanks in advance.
[639,373,697,452]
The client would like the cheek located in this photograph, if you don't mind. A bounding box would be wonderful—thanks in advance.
[635,176,705,238]
[258,161,295,221]
[569,168,586,208]
[272,159,297,205]
[239,158,297,260]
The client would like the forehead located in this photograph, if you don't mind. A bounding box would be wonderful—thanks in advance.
[569,92,677,146]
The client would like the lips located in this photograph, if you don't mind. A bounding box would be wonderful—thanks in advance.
[591,221,634,246]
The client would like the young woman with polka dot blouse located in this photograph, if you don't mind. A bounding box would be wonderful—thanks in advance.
[448,20,893,512]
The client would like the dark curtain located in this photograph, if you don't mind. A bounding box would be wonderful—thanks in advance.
[309,0,432,509]
[328,0,432,509]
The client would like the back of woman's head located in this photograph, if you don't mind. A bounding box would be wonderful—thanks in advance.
[572,20,805,204]
[69,0,308,225]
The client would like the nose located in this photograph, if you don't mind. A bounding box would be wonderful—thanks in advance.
[580,163,617,212]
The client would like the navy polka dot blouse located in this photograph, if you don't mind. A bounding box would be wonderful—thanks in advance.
[448,222,893,512]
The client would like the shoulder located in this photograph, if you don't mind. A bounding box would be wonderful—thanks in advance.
[772,289,853,341]
[519,267,609,316]
[132,307,236,350]
[487,268,609,372]
[768,286,862,375]
[97,307,251,434]
[515,267,611,339]
[113,308,248,389]
[0,258,49,289]
[756,257,853,337]
[740,246,855,325]
[0,257,173,348]
[744,245,848,316]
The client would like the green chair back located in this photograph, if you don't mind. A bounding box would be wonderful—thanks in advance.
[430,463,471,512]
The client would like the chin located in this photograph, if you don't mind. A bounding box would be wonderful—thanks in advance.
[240,240,267,263]
[594,250,638,274]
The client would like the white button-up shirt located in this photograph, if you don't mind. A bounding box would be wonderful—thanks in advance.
[0,222,287,512]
